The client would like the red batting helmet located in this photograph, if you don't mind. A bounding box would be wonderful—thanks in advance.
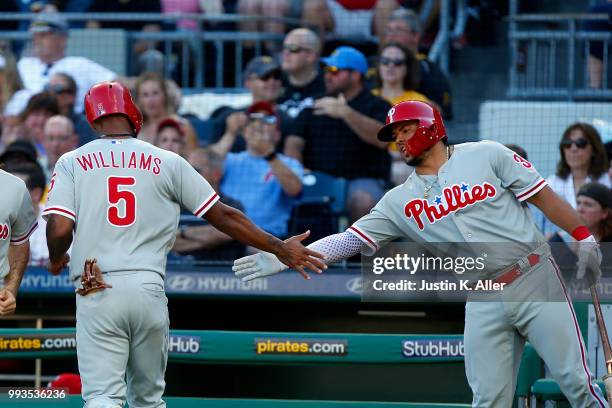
[85,81,143,134]
[377,101,446,158]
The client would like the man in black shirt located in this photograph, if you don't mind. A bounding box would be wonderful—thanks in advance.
[211,56,290,154]
[278,28,326,124]
[285,46,391,222]
[383,8,453,120]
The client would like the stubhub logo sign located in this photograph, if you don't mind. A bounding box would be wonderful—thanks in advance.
[168,335,200,354]
[401,339,464,359]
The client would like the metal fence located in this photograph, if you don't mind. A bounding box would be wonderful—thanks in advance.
[507,10,612,100]
[0,9,453,91]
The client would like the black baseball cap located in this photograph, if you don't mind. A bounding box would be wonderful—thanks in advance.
[577,182,612,208]
[244,56,280,78]
[0,140,38,164]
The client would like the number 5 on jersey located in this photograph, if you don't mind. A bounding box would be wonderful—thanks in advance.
[107,176,137,227]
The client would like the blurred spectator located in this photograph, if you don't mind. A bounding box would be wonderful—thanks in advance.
[40,115,77,180]
[19,92,60,155]
[211,56,288,154]
[284,46,391,221]
[0,140,39,167]
[303,0,399,40]
[372,42,429,186]
[17,12,116,114]
[541,123,610,236]
[46,72,97,145]
[549,182,612,278]
[0,49,23,114]
[278,28,326,125]
[373,42,427,104]
[172,148,246,261]
[86,0,162,64]
[155,117,185,156]
[220,101,303,238]
[237,0,302,52]
[5,161,48,265]
[161,0,224,31]
[86,0,161,31]
[137,49,166,77]
[161,0,203,32]
[0,115,26,149]
[575,182,612,242]
[383,8,453,119]
[583,1,612,89]
[134,72,198,153]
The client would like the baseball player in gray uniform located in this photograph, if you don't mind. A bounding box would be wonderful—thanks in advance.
[0,168,37,315]
[234,101,607,407]
[43,81,325,408]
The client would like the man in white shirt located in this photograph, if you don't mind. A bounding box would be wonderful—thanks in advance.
[17,12,116,114]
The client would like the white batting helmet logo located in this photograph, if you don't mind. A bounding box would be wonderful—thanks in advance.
[97,103,106,116]
[388,107,396,118]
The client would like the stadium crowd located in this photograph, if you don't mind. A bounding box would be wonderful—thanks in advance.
[0,1,610,268]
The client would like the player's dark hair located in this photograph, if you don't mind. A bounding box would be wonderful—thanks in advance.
[375,42,420,91]
[557,122,609,179]
[505,144,528,160]
[19,92,60,122]
[6,161,46,191]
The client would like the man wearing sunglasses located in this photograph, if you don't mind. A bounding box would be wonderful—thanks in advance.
[220,101,304,240]
[383,8,453,120]
[212,56,290,155]
[284,46,391,222]
[46,73,98,146]
[278,28,326,124]
[17,12,116,115]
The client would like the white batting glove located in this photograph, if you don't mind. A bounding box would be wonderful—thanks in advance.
[576,235,602,285]
[233,252,288,282]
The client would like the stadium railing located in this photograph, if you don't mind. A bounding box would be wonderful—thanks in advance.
[507,4,612,100]
[0,9,453,90]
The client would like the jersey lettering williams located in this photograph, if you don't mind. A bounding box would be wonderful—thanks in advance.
[0,224,8,240]
[74,150,162,175]
[404,182,497,230]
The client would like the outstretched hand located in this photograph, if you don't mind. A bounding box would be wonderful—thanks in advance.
[275,230,327,280]
[233,230,327,282]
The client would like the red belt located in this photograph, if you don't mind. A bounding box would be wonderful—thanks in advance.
[491,254,541,286]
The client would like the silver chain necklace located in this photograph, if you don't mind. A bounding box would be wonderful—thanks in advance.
[419,146,451,199]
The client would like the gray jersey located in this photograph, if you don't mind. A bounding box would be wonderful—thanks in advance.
[0,170,37,280]
[350,141,547,269]
[42,138,218,281]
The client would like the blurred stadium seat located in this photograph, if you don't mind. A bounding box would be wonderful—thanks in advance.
[289,171,348,242]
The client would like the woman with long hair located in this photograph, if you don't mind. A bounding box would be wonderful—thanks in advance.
[372,42,428,105]
[372,42,432,186]
[134,72,198,153]
[541,122,610,235]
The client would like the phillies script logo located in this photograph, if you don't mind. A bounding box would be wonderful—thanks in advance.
[404,183,497,230]
[0,223,9,240]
